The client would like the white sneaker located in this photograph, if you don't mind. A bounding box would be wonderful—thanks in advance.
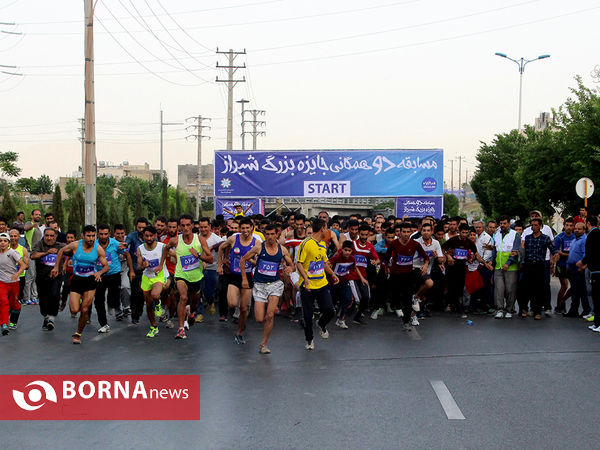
[97,324,110,333]
[412,296,420,312]
[386,304,394,313]
[410,316,420,326]
[583,313,593,320]
[305,340,314,350]
[543,309,552,317]
[504,312,512,319]
[336,319,348,329]
[318,326,329,339]
[395,309,404,318]
[589,325,600,332]
[370,310,379,320]
[184,320,189,330]
[165,319,174,329]
[233,306,240,319]
[495,310,504,319]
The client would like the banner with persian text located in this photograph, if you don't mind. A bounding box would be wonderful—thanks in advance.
[395,196,443,218]
[214,149,443,198]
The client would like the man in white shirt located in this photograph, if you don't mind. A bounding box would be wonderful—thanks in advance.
[474,220,494,313]
[197,217,224,320]
[522,210,555,316]
[414,223,445,316]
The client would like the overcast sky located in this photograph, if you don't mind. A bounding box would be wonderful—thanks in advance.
[0,0,598,189]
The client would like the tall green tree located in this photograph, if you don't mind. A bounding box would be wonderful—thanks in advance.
[0,184,17,222]
[0,151,21,178]
[134,184,144,219]
[443,193,459,217]
[68,187,85,234]
[161,178,169,215]
[36,175,53,195]
[175,187,182,216]
[121,198,132,232]
[52,184,65,230]
[96,194,109,226]
[109,197,120,228]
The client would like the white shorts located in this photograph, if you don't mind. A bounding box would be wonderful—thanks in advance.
[253,280,284,303]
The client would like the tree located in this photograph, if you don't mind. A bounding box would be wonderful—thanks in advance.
[65,178,80,197]
[161,178,168,216]
[15,177,38,194]
[109,197,120,228]
[52,184,65,230]
[97,194,109,226]
[175,187,182,216]
[0,151,21,178]
[443,193,459,217]
[121,197,132,232]
[0,184,17,222]
[134,184,144,219]
[36,175,53,195]
[67,187,85,234]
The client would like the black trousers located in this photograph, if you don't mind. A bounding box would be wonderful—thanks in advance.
[523,261,546,315]
[371,269,389,310]
[300,285,335,342]
[388,272,415,324]
[446,264,467,314]
[94,273,122,327]
[130,273,144,319]
[36,274,62,317]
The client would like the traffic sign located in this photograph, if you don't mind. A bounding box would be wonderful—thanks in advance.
[576,177,594,206]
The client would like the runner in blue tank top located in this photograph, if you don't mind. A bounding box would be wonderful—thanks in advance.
[241,224,294,354]
[217,217,257,345]
[53,225,109,344]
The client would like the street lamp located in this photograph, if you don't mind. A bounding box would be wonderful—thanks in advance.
[495,52,550,133]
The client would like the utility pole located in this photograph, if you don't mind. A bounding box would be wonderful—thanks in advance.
[159,109,183,180]
[84,0,97,226]
[448,159,454,195]
[216,48,246,150]
[186,116,211,218]
[78,118,85,178]
[243,109,266,150]
[236,99,249,150]
[465,169,469,203]
[456,156,464,205]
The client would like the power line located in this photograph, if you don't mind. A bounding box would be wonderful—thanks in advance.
[250,5,600,67]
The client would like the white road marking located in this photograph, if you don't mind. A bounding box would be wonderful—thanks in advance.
[429,380,465,420]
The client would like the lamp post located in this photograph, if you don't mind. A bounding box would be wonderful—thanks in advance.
[495,52,550,133]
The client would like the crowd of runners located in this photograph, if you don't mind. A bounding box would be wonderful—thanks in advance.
[0,205,599,353]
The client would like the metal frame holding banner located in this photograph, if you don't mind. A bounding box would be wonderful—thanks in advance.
[395,196,443,219]
[214,149,443,198]
[215,198,264,219]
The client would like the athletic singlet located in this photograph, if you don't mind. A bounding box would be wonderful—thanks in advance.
[14,245,26,277]
[285,230,306,260]
[73,240,99,277]
[139,242,166,279]
[229,234,256,274]
[253,242,283,284]
[175,234,204,282]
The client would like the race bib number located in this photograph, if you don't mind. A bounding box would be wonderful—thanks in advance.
[147,258,160,269]
[454,248,469,260]
[97,253,112,268]
[425,250,434,259]
[257,260,278,277]
[41,253,57,267]
[563,240,572,252]
[396,254,413,266]
[334,262,352,276]
[180,254,200,272]
[75,264,94,276]
[231,257,252,274]
[354,254,368,268]
[307,260,325,278]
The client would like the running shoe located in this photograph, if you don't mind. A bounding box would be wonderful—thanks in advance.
[184,320,189,330]
[336,319,348,329]
[504,312,513,319]
[159,310,169,322]
[155,303,163,319]
[370,310,379,320]
[146,326,159,338]
[258,344,271,354]
[31,298,39,305]
[175,328,187,339]
[586,315,595,322]
[1,324,9,335]
[165,319,174,329]
[460,313,468,319]
[583,313,593,320]
[188,313,196,326]
[123,307,132,316]
[395,309,404,318]
[410,316,420,326]
[495,310,504,319]
[195,314,204,323]
[412,296,420,312]
[208,304,216,315]
[97,324,110,333]
[353,316,366,325]
[318,325,329,339]
[72,333,81,344]
[234,334,246,345]
[42,318,49,330]
[543,309,552,317]
[46,320,55,331]
[8,322,17,330]
[305,340,314,350]
[534,314,542,320]
[115,311,125,321]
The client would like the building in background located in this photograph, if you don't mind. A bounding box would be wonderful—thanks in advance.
[177,164,214,198]
[534,112,554,131]
[98,161,161,180]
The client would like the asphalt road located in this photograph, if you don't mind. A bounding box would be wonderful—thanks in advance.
[1,280,598,449]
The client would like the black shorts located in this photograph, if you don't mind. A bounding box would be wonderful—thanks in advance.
[174,277,202,295]
[225,273,253,290]
[413,270,432,288]
[70,275,98,296]
[556,264,568,279]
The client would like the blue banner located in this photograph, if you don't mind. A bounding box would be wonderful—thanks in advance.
[215,198,263,219]
[395,196,443,218]
[214,149,443,197]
